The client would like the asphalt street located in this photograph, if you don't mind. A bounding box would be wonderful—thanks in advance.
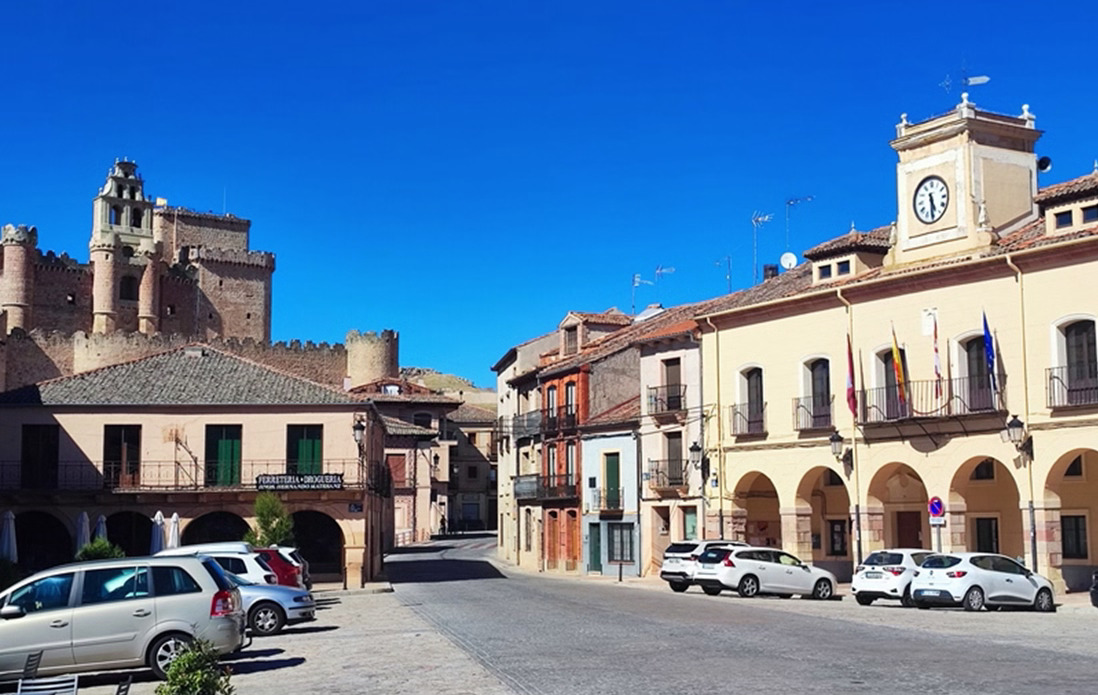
[387,533,1098,695]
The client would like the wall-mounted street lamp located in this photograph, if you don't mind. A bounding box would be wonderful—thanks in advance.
[352,418,365,445]
[1005,414,1034,458]
[689,441,702,468]
[829,430,853,470]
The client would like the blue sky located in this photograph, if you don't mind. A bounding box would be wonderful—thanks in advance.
[2,1,1095,388]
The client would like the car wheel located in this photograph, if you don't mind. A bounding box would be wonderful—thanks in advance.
[669,582,689,593]
[900,586,916,608]
[812,579,834,600]
[148,632,193,680]
[963,586,985,612]
[1034,588,1055,613]
[738,575,760,598]
[702,585,722,596]
[855,594,875,606]
[250,602,287,636]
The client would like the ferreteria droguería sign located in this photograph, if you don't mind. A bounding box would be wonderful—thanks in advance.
[256,473,344,491]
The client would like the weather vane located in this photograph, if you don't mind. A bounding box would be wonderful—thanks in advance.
[940,64,990,94]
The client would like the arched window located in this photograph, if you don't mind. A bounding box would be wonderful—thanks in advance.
[524,508,533,552]
[1065,320,1097,405]
[132,208,143,228]
[109,206,123,225]
[809,359,831,428]
[119,276,139,301]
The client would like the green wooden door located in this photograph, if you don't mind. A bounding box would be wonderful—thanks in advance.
[589,523,602,572]
[604,453,621,509]
[287,425,323,474]
[205,425,242,486]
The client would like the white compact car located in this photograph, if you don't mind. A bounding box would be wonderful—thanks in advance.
[910,552,1056,612]
[693,546,838,600]
[659,540,748,593]
[851,548,932,607]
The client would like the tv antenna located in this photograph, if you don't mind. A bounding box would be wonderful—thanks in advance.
[785,196,813,250]
[751,211,773,284]
[715,256,732,294]
[631,273,653,315]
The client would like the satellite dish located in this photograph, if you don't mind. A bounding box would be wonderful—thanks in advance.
[1037,156,1052,173]
[779,252,798,270]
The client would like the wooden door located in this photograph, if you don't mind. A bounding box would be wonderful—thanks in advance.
[895,511,922,548]
[546,512,559,569]
[589,523,602,573]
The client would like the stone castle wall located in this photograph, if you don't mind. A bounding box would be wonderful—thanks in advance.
[154,208,250,261]
[5,329,75,389]
[194,255,273,343]
[30,256,93,335]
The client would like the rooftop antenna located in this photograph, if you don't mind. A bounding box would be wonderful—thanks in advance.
[750,211,773,285]
[715,256,732,294]
[785,196,813,249]
[631,273,653,316]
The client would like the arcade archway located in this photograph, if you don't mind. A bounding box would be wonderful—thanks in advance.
[291,510,344,576]
[949,456,1022,558]
[181,511,250,545]
[16,511,72,573]
[867,464,928,549]
[106,511,153,557]
[731,472,781,547]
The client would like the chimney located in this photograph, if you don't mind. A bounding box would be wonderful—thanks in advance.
[763,264,779,280]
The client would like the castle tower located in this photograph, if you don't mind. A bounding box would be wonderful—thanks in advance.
[0,224,37,331]
[137,248,160,334]
[346,329,400,388]
[89,159,158,334]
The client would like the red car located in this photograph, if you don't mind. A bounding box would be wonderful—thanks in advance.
[255,547,303,588]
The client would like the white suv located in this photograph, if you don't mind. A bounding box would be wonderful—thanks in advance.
[911,552,1056,612]
[660,540,748,593]
[851,548,931,607]
[157,546,277,586]
[0,555,245,680]
[693,546,838,600]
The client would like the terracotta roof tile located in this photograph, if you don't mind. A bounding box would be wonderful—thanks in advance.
[570,309,632,326]
[448,403,497,423]
[380,415,438,437]
[803,226,893,260]
[1034,170,1098,204]
[585,396,641,427]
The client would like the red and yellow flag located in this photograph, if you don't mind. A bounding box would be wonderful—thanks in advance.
[891,326,907,406]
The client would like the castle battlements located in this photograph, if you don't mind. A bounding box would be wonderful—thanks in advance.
[188,246,275,269]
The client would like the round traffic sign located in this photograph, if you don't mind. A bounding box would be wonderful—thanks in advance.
[928,496,944,517]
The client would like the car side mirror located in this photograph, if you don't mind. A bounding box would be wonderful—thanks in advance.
[801,564,811,571]
[0,604,25,620]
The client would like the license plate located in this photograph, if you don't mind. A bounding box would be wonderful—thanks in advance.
[666,558,680,564]
[917,589,942,597]
[701,563,714,569]
[865,571,882,579]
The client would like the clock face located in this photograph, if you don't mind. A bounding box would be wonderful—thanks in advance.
[913,176,949,224]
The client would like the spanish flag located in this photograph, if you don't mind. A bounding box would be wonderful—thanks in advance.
[891,325,907,407]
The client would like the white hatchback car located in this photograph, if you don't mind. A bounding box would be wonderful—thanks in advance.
[693,546,838,600]
[157,546,277,586]
[910,552,1056,612]
[851,548,932,607]
[659,540,748,592]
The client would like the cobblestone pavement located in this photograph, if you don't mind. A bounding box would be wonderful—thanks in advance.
[50,535,1098,694]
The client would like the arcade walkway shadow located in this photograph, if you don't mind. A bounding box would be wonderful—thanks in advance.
[386,558,507,584]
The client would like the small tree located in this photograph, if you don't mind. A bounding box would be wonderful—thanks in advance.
[154,639,234,695]
[244,492,294,547]
[76,537,126,561]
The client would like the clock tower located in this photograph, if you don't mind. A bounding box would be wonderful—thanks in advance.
[889,94,1042,265]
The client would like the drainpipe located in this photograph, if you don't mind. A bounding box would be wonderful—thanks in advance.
[703,316,724,539]
[1005,255,1038,572]
[836,288,863,564]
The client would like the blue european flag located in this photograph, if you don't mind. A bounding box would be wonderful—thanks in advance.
[983,312,997,393]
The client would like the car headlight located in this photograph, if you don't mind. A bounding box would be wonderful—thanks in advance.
[294,594,313,603]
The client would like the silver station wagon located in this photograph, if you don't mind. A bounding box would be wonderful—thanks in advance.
[0,555,245,680]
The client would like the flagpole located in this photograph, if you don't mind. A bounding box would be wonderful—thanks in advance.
[839,290,862,565]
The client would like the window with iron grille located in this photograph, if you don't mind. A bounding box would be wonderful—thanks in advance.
[608,523,634,563]
[1062,515,1088,559]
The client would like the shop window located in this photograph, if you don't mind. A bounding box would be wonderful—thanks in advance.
[827,519,847,556]
[608,523,634,563]
[1062,515,1088,559]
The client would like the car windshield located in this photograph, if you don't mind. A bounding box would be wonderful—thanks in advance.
[864,552,903,565]
[920,555,962,569]
[664,543,698,556]
[697,549,729,562]
[225,572,255,587]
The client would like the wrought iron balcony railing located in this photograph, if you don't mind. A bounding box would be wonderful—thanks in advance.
[1047,366,1098,409]
[537,473,578,500]
[513,411,542,439]
[0,458,367,492]
[647,459,687,487]
[591,487,624,511]
[859,375,1005,423]
[730,402,767,436]
[647,384,687,414]
[793,395,833,431]
[540,406,577,434]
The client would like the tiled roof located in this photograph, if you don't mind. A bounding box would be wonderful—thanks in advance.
[1034,170,1098,204]
[380,415,438,437]
[448,403,497,423]
[348,379,460,405]
[995,218,1098,253]
[803,226,893,260]
[0,345,355,407]
[585,396,641,427]
[635,319,697,344]
[695,263,815,318]
[570,309,632,326]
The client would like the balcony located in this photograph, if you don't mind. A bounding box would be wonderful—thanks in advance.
[0,458,366,492]
[513,411,542,439]
[537,473,578,501]
[730,402,767,436]
[647,459,687,488]
[591,487,624,512]
[541,408,559,434]
[647,384,687,415]
[860,376,1005,424]
[540,406,577,434]
[514,473,539,500]
[793,395,833,431]
[1047,366,1098,409]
